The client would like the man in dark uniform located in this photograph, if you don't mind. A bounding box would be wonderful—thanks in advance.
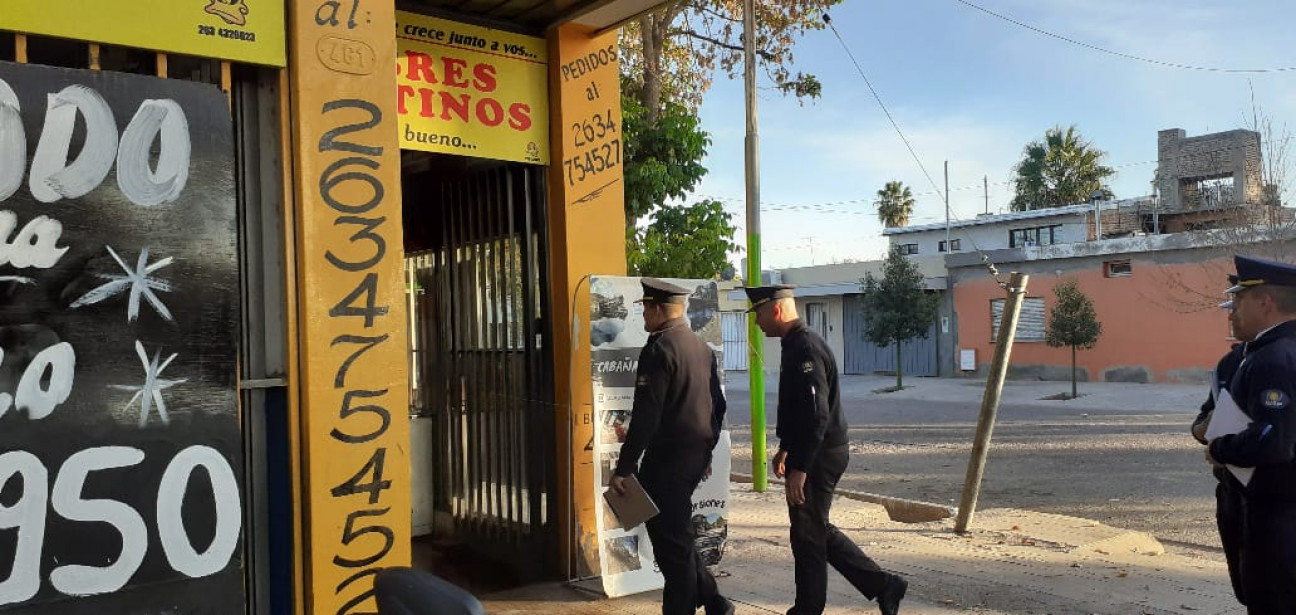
[745,284,908,615]
[1207,255,1296,614]
[609,277,732,615]
[1190,293,1248,604]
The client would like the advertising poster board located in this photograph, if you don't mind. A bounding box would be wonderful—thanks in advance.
[588,276,730,598]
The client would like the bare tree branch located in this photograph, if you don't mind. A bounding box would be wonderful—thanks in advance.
[693,5,741,24]
[669,29,744,52]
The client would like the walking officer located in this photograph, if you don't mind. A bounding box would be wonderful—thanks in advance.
[745,284,908,615]
[1207,255,1296,614]
[610,277,733,615]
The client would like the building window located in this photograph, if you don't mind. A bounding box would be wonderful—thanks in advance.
[1105,259,1133,278]
[898,243,919,255]
[805,302,829,339]
[938,239,962,252]
[991,297,1046,342]
[1008,225,1063,248]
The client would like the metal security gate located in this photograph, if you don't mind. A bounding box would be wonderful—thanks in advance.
[842,294,938,377]
[405,162,556,574]
[721,312,748,371]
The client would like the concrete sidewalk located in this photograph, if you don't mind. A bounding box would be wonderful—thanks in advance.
[480,482,1237,615]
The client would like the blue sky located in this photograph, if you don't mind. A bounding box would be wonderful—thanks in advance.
[686,0,1296,269]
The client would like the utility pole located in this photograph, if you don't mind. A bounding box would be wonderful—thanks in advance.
[743,0,767,492]
[955,272,1029,532]
[944,161,950,250]
[984,175,989,215]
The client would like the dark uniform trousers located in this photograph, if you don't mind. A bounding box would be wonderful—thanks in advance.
[640,448,720,615]
[1214,472,1245,604]
[788,444,891,615]
[1239,499,1296,614]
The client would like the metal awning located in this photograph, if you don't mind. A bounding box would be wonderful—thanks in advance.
[400,0,668,33]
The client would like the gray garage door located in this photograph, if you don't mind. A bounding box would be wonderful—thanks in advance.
[842,294,937,376]
[721,311,749,371]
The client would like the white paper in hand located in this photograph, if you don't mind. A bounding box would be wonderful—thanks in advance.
[1205,388,1255,486]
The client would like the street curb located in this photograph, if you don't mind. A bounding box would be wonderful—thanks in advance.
[729,473,956,523]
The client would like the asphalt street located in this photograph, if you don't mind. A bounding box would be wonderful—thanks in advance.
[722,373,1223,555]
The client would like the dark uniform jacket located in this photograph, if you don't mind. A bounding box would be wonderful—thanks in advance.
[1193,343,1247,483]
[1211,319,1296,503]
[777,321,848,473]
[1194,343,1247,443]
[614,318,725,477]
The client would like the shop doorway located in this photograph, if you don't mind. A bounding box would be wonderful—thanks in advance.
[401,151,558,588]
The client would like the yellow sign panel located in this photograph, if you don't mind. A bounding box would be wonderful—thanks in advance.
[289,1,410,613]
[1,0,286,66]
[396,12,548,164]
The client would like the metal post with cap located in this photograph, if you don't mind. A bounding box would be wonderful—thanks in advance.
[743,0,767,492]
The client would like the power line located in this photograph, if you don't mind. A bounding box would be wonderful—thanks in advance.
[954,0,1296,74]
[823,16,947,201]
[699,159,1161,214]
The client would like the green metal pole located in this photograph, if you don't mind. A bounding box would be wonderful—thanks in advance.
[746,236,766,492]
[743,0,766,493]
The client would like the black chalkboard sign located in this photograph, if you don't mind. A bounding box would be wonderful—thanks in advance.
[0,62,243,614]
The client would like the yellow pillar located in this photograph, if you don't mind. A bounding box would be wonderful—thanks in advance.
[546,23,627,578]
[287,0,411,612]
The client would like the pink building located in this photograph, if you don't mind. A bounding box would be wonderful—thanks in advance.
[946,236,1240,383]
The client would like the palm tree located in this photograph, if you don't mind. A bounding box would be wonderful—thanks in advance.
[875,180,915,228]
[1010,125,1115,212]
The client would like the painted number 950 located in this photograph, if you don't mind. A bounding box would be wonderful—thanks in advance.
[0,445,242,607]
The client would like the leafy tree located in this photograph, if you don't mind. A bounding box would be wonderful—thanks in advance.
[1010,125,1115,212]
[875,180,915,228]
[622,82,710,226]
[620,0,840,123]
[629,200,738,278]
[1045,278,1103,399]
[859,246,940,389]
[617,1,832,274]
[621,83,738,273]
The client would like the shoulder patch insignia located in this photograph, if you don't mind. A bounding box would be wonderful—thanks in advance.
[802,360,814,374]
[1261,389,1290,409]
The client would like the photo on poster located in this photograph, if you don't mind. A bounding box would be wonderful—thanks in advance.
[598,451,620,486]
[602,535,643,575]
[693,513,728,566]
[589,277,724,350]
[600,408,630,444]
[590,277,646,350]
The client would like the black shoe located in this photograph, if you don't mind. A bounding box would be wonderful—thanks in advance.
[706,596,736,615]
[877,575,907,615]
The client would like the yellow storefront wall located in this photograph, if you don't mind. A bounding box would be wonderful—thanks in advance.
[284,8,630,609]
[546,23,627,577]
[288,1,412,614]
